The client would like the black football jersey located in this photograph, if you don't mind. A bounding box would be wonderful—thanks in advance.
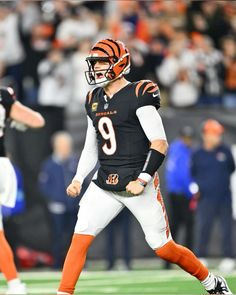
[0,88,15,157]
[85,80,161,191]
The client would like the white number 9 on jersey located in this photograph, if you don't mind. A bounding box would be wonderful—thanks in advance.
[98,117,117,155]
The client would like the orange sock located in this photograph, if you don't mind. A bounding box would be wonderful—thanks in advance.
[155,240,208,281]
[58,233,95,294]
[0,230,18,281]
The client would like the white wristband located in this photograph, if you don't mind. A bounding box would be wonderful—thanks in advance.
[138,172,152,183]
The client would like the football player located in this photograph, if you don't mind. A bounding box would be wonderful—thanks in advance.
[57,39,232,295]
[0,87,45,294]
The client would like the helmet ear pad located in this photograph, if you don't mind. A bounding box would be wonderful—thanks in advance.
[109,54,130,79]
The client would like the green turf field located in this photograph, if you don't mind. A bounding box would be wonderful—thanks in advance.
[0,270,235,294]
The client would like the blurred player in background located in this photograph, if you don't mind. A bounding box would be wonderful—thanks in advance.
[192,119,235,272]
[165,126,196,270]
[57,39,232,295]
[38,131,78,269]
[0,86,45,294]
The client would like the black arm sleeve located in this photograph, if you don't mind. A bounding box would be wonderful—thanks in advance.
[142,149,165,176]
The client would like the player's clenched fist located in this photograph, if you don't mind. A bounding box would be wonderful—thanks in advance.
[126,179,145,196]
[66,180,81,197]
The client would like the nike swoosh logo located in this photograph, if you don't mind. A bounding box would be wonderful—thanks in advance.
[152,92,158,97]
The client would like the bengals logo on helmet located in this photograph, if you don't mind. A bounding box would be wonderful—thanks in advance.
[85,39,131,86]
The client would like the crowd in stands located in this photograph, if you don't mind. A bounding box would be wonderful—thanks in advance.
[0,0,236,110]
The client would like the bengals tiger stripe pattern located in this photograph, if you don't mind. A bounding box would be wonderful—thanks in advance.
[135,80,159,97]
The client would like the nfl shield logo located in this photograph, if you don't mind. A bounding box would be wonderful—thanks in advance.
[104,103,109,110]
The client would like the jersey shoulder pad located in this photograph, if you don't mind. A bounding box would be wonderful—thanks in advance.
[85,87,101,118]
[135,80,159,97]
[85,87,100,105]
[134,80,160,109]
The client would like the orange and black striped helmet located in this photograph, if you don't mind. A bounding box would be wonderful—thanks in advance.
[85,38,130,86]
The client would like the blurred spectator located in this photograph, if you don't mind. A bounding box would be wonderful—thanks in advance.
[20,23,53,105]
[157,40,184,87]
[165,126,197,270]
[0,1,25,98]
[222,36,236,108]
[56,6,98,50]
[187,1,232,48]
[38,131,78,269]
[38,46,72,107]
[200,1,231,48]
[41,0,71,29]
[71,39,92,106]
[17,0,41,35]
[157,36,199,107]
[105,208,132,271]
[196,36,224,106]
[169,68,198,108]
[125,37,149,82]
[192,119,235,272]
[0,0,235,109]
[37,45,72,129]
[145,37,165,81]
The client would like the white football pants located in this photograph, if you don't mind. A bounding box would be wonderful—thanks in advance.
[0,157,17,208]
[74,179,172,250]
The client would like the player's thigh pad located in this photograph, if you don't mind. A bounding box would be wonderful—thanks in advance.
[121,183,172,249]
[0,157,17,207]
[74,182,124,236]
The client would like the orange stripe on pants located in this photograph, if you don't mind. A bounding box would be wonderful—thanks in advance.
[156,190,170,239]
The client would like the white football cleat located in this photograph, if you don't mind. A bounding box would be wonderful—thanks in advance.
[6,282,27,294]
[206,275,232,294]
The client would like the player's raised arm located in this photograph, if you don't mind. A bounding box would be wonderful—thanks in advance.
[10,101,45,128]
[67,115,98,198]
[0,87,45,130]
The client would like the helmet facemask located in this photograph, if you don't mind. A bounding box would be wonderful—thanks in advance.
[85,56,116,87]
